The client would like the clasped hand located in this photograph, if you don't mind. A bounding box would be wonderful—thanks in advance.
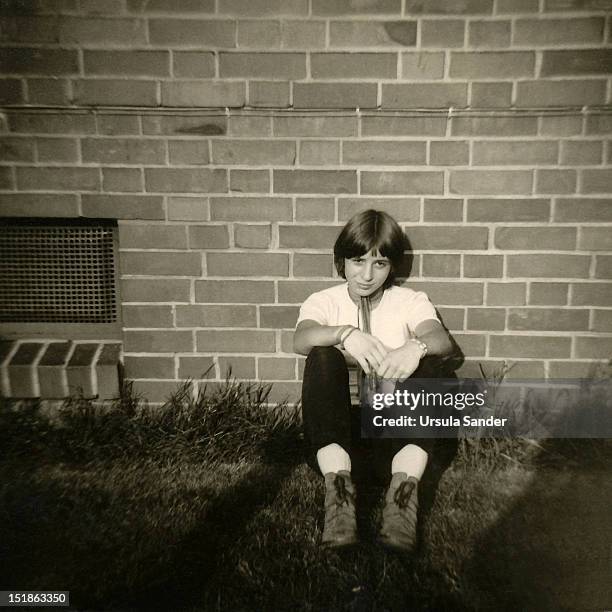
[343,330,422,381]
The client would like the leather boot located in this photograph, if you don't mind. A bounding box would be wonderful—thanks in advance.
[321,470,358,548]
[379,472,418,553]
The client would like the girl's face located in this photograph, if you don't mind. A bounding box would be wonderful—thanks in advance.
[344,249,391,300]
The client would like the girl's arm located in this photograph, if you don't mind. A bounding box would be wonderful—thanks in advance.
[293,319,348,356]
[413,319,454,357]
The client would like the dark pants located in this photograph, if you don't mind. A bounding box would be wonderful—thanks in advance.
[301,346,438,478]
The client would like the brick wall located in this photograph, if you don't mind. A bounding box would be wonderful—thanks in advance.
[0,0,611,403]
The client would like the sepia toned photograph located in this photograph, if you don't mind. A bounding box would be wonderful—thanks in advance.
[1,0,611,610]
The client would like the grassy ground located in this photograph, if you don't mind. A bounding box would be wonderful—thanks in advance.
[0,379,610,612]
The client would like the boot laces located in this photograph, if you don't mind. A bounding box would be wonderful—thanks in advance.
[393,479,416,509]
[333,474,351,506]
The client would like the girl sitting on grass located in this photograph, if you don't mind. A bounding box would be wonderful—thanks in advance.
[293,209,454,552]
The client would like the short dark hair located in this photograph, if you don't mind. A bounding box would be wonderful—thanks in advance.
[333,209,408,288]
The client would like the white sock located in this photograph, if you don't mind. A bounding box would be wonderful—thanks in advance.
[391,444,428,480]
[316,443,351,476]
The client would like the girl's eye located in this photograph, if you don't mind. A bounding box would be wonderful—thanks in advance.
[352,257,364,263]
[375,261,390,267]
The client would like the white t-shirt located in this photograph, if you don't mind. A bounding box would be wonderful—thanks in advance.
[296,283,439,350]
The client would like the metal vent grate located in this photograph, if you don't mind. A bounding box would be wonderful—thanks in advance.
[0,221,118,324]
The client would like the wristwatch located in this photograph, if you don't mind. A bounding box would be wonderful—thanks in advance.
[410,338,428,358]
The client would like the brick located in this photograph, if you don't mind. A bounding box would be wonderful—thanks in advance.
[96,114,140,136]
[274,116,358,137]
[401,52,444,79]
[279,225,338,248]
[121,305,173,327]
[0,137,34,162]
[82,0,124,13]
[300,140,340,166]
[162,81,245,107]
[314,0,399,13]
[437,307,465,330]
[218,356,256,379]
[149,19,235,46]
[121,278,191,302]
[311,52,397,78]
[188,225,230,248]
[507,254,591,278]
[296,198,335,221]
[0,167,13,190]
[547,361,606,378]
[471,82,512,107]
[238,20,280,48]
[420,19,464,47]
[142,115,227,136]
[489,335,571,358]
[168,140,210,165]
[536,170,576,194]
[578,228,612,251]
[486,282,526,306]
[103,168,143,192]
[178,357,216,380]
[542,49,612,77]
[496,0,539,12]
[211,197,292,221]
[575,337,612,359]
[508,308,589,331]
[123,356,175,380]
[124,330,193,353]
[0,193,79,217]
[161,197,203,225]
[595,256,612,279]
[83,50,169,76]
[293,253,334,277]
[330,21,416,47]
[278,280,339,303]
[234,224,271,248]
[514,18,604,46]
[230,169,270,193]
[517,80,606,107]
[469,20,510,47]
[219,52,306,78]
[410,227,489,251]
[429,141,469,165]
[452,333,487,356]
[592,310,612,332]
[196,330,275,352]
[259,305,300,328]
[195,280,275,303]
[66,343,99,398]
[450,51,534,78]
[451,171,532,195]
[0,15,61,44]
[464,255,503,278]
[560,141,603,165]
[119,224,188,249]
[541,116,583,136]
[581,169,612,194]
[544,0,612,10]
[405,0,493,13]
[207,252,289,276]
[16,167,100,191]
[473,140,557,165]
[83,195,164,220]
[467,308,505,330]
[407,281,484,305]
[173,51,215,78]
[281,20,326,48]
[176,304,256,327]
[72,79,157,106]
[423,254,461,277]
[130,381,184,404]
[495,227,576,250]
[0,47,78,75]
[219,0,307,15]
[82,138,165,164]
[258,357,296,380]
[127,0,215,12]
[27,78,69,105]
[571,283,612,306]
[382,83,468,109]
[8,112,96,135]
[556,199,612,225]
[423,198,463,222]
[586,115,612,135]
[338,197,420,221]
[361,171,443,195]
[228,116,271,137]
[38,342,71,399]
[37,138,78,162]
[280,330,295,352]
[249,81,290,107]
[294,83,378,109]
[212,140,295,165]
[275,170,356,194]
[529,283,568,305]
[120,251,201,276]
[451,116,537,136]
[145,169,227,193]
[343,141,425,165]
[58,17,147,45]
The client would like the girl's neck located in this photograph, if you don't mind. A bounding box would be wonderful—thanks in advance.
[347,285,385,307]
